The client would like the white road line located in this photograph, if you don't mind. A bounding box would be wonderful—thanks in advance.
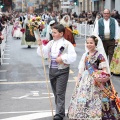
[0,110,55,114]
[6,45,10,47]
[1,63,9,65]
[0,112,53,120]
[0,79,76,84]
[4,54,10,55]
[2,58,10,59]
[0,79,7,82]
[0,110,68,120]
[12,92,54,100]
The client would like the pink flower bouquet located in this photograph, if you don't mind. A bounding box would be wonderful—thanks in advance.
[92,70,110,90]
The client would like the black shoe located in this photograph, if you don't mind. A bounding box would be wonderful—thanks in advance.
[28,45,31,48]
[53,114,63,120]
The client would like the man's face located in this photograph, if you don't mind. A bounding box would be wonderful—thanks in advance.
[103,10,110,20]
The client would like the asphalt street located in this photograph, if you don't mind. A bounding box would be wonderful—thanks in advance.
[0,25,120,120]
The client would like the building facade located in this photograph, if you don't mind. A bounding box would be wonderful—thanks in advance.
[92,0,120,13]
[1,0,120,13]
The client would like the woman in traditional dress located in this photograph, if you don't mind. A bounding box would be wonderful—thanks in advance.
[21,14,38,48]
[46,20,56,41]
[12,18,22,39]
[110,39,120,75]
[68,35,120,120]
[60,15,76,46]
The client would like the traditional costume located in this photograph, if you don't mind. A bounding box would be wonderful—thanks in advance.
[12,18,22,39]
[37,37,77,119]
[110,39,120,75]
[46,20,56,41]
[60,15,76,46]
[68,35,120,120]
[21,15,38,47]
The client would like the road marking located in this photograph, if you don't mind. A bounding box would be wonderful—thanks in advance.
[2,58,10,59]
[12,92,54,100]
[1,63,9,65]
[4,50,10,51]
[0,79,76,84]
[0,112,53,120]
[0,110,55,114]
[4,54,10,55]
[0,110,68,120]
[0,79,7,82]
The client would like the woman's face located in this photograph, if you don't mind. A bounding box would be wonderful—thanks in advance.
[64,16,68,22]
[86,37,96,52]
[52,28,63,40]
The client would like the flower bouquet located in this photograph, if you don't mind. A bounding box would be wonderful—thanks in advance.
[28,17,45,36]
[72,29,79,35]
[92,70,110,89]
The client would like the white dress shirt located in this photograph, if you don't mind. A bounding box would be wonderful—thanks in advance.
[93,18,119,40]
[37,37,77,64]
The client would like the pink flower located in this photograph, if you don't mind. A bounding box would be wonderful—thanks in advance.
[32,17,36,22]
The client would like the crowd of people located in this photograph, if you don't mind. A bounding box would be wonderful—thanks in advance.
[0,9,120,120]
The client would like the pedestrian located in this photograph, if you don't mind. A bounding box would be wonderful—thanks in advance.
[68,35,120,120]
[21,14,37,48]
[94,9,120,64]
[110,39,120,75]
[19,13,25,28]
[47,12,58,25]
[12,18,22,39]
[37,24,77,120]
[60,15,76,46]
[46,20,57,41]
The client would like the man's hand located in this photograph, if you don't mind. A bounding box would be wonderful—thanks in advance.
[56,56,64,64]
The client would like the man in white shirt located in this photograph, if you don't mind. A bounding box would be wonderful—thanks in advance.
[94,9,119,64]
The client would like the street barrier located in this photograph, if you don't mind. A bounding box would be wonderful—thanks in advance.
[0,26,7,65]
[76,23,94,39]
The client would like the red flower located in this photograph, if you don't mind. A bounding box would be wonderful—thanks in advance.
[32,17,36,22]
[20,28,26,33]
[42,40,49,45]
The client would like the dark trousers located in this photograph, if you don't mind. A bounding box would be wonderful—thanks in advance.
[49,67,69,118]
[102,40,115,64]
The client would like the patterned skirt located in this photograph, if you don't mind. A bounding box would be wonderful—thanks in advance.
[68,70,120,120]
